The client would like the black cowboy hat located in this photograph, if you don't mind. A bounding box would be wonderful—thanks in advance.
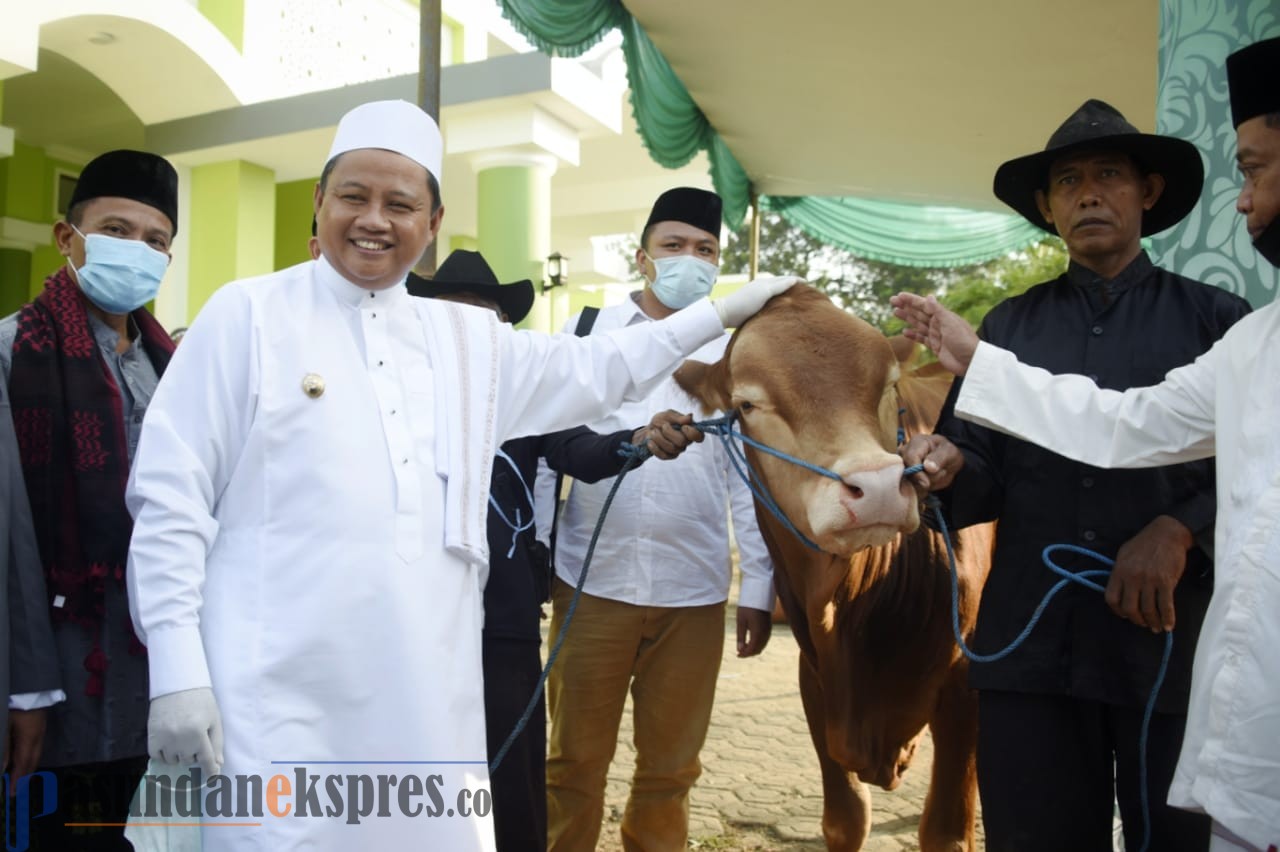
[993,99,1204,236]
[406,249,535,324]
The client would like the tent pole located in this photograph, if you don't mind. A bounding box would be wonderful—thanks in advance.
[415,0,442,277]
[748,188,761,279]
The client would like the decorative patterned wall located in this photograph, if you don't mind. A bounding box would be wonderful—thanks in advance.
[242,0,421,100]
[1153,0,1280,306]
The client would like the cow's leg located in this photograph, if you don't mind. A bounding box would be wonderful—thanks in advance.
[798,653,870,851]
[919,660,978,852]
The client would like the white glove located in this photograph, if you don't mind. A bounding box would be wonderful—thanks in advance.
[148,687,224,775]
[125,759,205,851]
[713,276,803,328]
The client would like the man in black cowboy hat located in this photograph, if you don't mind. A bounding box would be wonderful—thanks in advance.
[410,250,703,852]
[894,37,1280,852]
[924,100,1252,851]
[1,148,179,849]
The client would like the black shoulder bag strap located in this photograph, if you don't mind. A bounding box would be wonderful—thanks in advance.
[545,306,601,598]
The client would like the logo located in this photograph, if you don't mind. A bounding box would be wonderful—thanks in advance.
[3,772,58,852]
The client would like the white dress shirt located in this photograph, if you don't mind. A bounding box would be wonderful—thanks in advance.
[546,295,774,613]
[955,298,1280,850]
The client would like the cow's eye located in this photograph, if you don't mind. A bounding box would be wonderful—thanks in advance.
[738,401,755,413]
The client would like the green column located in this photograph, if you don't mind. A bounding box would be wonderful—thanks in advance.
[188,160,275,319]
[275,176,319,270]
[475,154,557,331]
[1154,0,1280,306]
[0,248,31,315]
[198,0,245,52]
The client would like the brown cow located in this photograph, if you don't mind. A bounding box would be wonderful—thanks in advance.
[677,285,991,852]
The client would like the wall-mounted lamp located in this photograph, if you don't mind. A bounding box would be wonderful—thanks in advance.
[543,251,568,293]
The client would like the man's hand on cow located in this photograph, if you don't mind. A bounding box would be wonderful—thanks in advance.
[889,293,979,376]
[713,276,803,329]
[1107,515,1193,633]
[900,434,964,495]
[736,606,773,658]
[633,410,704,460]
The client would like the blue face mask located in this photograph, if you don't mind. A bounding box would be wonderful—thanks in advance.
[69,228,169,314]
[645,252,719,310]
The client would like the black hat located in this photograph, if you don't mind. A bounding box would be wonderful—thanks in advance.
[406,250,535,324]
[644,187,723,237]
[69,150,179,235]
[993,99,1203,237]
[1227,36,1280,128]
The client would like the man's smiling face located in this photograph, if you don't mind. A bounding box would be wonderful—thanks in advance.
[314,148,443,290]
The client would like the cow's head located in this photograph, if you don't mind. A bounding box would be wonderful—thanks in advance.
[677,284,921,557]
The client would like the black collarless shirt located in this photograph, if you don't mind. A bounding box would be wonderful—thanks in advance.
[937,252,1253,712]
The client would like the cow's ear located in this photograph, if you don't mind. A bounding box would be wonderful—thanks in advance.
[675,358,732,415]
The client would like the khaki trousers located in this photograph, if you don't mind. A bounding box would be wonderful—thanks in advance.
[545,579,726,852]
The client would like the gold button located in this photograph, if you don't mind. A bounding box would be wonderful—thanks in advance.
[301,373,325,399]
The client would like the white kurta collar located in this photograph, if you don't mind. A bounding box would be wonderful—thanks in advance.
[314,255,409,309]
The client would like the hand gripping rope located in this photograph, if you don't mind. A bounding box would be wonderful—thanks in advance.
[491,413,1170,852]
[488,410,838,771]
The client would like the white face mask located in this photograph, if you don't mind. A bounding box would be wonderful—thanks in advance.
[69,226,169,314]
[644,252,719,309]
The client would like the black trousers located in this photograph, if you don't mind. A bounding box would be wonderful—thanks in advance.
[483,636,548,852]
[977,690,1210,852]
[18,756,148,852]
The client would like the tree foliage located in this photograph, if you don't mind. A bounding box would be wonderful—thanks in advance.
[720,211,1066,334]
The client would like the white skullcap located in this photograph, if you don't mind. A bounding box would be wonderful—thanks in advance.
[326,99,443,181]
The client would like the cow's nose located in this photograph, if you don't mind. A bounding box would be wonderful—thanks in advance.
[837,459,911,528]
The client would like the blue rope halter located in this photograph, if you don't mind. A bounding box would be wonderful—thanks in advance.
[696,412,845,551]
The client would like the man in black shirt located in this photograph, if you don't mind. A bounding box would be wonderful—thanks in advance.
[411,250,701,852]
[934,100,1253,851]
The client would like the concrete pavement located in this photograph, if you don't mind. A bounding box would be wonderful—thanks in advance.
[589,609,986,851]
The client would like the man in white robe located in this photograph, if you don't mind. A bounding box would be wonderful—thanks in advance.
[124,99,796,851]
[892,35,1280,852]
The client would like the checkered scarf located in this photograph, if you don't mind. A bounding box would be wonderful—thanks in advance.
[7,266,173,694]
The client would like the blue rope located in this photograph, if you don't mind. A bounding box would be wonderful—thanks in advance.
[488,448,536,559]
[488,441,652,773]
[493,410,1171,852]
[697,413,843,551]
[491,411,848,770]
[926,498,1172,852]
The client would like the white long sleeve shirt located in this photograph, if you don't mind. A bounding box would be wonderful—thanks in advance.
[955,298,1280,851]
[546,295,774,613]
[124,259,725,851]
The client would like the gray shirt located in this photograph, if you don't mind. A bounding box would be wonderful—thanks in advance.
[0,309,159,461]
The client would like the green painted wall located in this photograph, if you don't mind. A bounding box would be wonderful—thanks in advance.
[448,234,478,254]
[199,0,245,52]
[29,246,62,300]
[0,141,82,299]
[189,160,276,319]
[0,249,31,316]
[0,141,49,222]
[477,165,551,331]
[274,177,317,270]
